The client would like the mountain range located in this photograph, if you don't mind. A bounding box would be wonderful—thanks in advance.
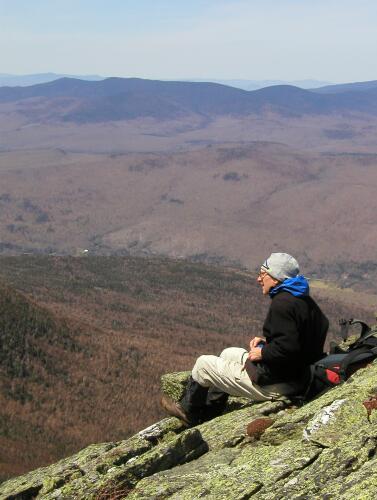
[178,78,333,91]
[2,77,377,123]
[0,74,331,90]
[1,76,377,293]
[4,73,372,93]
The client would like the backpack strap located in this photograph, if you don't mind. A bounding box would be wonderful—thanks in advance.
[337,345,377,379]
[350,319,371,337]
[338,318,370,342]
[350,329,377,350]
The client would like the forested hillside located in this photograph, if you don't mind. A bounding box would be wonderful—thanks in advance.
[0,256,374,480]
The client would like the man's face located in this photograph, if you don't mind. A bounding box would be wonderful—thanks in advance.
[257,270,279,295]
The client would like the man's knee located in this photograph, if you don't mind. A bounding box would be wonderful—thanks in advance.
[220,347,247,364]
[193,354,214,375]
[219,347,235,359]
[192,355,217,386]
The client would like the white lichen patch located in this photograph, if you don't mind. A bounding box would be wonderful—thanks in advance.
[107,467,119,473]
[138,423,163,440]
[284,476,299,488]
[270,459,283,466]
[303,399,347,441]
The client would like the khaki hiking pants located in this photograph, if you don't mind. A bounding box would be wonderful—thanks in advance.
[191,347,272,401]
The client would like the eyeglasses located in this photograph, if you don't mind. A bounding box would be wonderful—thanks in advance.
[258,270,268,280]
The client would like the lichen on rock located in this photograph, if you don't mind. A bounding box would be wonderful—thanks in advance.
[2,360,377,499]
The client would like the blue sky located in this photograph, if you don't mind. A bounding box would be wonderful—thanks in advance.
[1,0,377,82]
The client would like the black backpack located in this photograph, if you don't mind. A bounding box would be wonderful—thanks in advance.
[304,319,377,401]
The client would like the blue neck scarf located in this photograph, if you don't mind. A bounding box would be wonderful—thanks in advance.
[269,275,309,298]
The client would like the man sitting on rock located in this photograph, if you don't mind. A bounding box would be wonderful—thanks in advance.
[161,253,329,425]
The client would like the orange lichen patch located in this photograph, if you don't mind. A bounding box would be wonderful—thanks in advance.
[363,397,377,416]
[246,417,274,439]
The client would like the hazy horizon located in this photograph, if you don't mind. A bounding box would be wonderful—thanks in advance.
[0,72,336,89]
[1,0,376,82]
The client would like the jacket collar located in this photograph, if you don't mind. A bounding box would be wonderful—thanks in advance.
[269,275,309,298]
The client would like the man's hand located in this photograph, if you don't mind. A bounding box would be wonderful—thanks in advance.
[248,347,263,362]
[249,336,266,350]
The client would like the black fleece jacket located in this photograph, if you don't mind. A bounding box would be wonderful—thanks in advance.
[257,291,329,384]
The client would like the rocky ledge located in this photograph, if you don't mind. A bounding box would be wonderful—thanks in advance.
[2,365,377,499]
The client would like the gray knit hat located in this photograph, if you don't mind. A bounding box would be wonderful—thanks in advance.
[261,253,299,282]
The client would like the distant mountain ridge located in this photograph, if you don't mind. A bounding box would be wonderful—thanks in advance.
[180,78,333,91]
[313,80,377,94]
[0,72,104,87]
[0,74,332,90]
[1,77,377,123]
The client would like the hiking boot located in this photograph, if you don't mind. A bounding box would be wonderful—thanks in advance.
[160,395,191,425]
[161,377,211,425]
[180,376,209,414]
